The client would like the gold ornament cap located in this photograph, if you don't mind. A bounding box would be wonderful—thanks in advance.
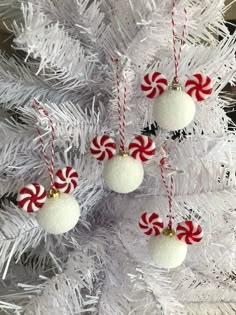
[47,188,60,199]
[162,227,176,237]
[119,150,129,158]
[170,80,182,91]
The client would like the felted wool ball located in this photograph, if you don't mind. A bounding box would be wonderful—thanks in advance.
[148,232,187,268]
[103,154,144,193]
[153,89,195,131]
[37,193,80,234]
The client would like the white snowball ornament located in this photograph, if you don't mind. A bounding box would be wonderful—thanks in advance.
[17,102,81,235]
[103,152,144,193]
[148,228,187,268]
[36,190,80,235]
[153,83,195,131]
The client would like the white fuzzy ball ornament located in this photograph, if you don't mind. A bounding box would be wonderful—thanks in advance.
[148,228,187,268]
[37,191,80,235]
[103,152,144,193]
[142,72,213,131]
[153,84,195,131]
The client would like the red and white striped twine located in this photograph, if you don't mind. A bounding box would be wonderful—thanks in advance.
[33,99,55,189]
[112,58,127,152]
[160,147,174,229]
[171,0,187,83]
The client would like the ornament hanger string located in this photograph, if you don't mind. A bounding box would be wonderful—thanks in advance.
[33,99,55,189]
[160,146,174,229]
[171,0,187,83]
[112,58,127,152]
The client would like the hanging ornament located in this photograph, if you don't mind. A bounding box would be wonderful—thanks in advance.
[138,147,203,269]
[152,81,196,131]
[17,100,80,235]
[148,227,187,269]
[36,189,80,235]
[90,59,156,194]
[141,1,213,131]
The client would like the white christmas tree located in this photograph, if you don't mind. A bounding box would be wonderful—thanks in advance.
[0,0,235,314]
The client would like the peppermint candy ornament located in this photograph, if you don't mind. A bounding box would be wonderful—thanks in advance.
[90,134,155,194]
[176,220,203,245]
[141,72,168,98]
[129,135,155,162]
[91,59,157,194]
[90,135,116,161]
[17,100,81,235]
[17,183,47,213]
[185,73,213,102]
[138,212,188,269]
[144,73,213,131]
[55,167,79,193]
[139,212,164,236]
[140,1,213,131]
[139,211,203,268]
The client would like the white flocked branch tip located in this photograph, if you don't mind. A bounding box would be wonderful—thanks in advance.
[0,0,235,313]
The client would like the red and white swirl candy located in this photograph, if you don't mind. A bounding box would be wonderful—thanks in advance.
[176,220,203,245]
[17,183,47,213]
[185,73,213,102]
[129,135,155,162]
[90,135,116,161]
[139,212,164,236]
[141,72,168,99]
[54,167,79,193]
